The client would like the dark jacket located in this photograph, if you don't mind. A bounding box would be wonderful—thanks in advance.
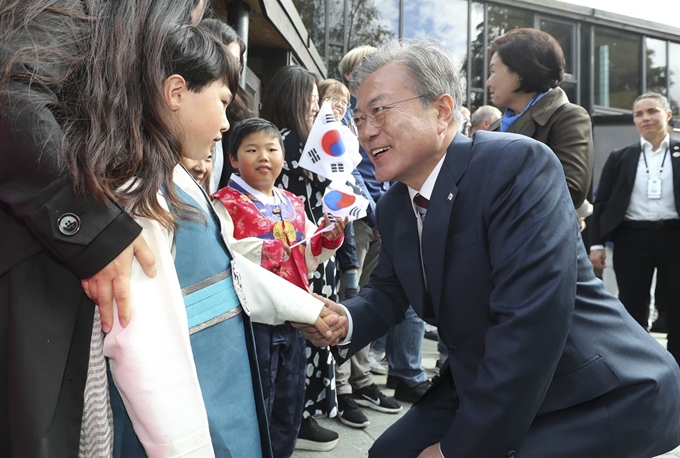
[339,132,680,457]
[0,5,140,456]
[590,139,680,244]
[490,87,594,208]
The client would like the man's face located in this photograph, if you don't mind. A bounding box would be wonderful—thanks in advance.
[355,62,443,189]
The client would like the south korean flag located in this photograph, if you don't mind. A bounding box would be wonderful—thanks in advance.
[321,180,369,222]
[299,101,361,181]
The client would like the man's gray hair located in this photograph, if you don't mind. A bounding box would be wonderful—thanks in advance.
[349,37,465,126]
[471,105,502,128]
[634,92,671,112]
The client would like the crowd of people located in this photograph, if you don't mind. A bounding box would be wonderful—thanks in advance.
[1,2,679,458]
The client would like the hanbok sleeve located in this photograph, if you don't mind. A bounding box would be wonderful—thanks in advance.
[103,212,213,458]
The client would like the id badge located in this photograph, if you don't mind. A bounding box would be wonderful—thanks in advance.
[647,177,663,199]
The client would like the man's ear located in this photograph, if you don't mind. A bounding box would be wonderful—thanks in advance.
[163,74,187,111]
[436,93,455,132]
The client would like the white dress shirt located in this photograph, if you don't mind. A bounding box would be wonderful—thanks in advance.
[625,134,678,221]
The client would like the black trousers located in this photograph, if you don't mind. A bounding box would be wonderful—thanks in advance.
[613,223,680,365]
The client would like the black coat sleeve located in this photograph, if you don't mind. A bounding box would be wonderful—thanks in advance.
[0,81,141,279]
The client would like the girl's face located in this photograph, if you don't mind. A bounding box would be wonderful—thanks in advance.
[181,153,213,185]
[175,80,231,160]
[321,90,349,122]
[308,84,320,129]
[487,52,521,109]
[229,131,284,196]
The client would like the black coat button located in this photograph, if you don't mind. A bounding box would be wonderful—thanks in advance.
[506,450,517,458]
[58,213,80,236]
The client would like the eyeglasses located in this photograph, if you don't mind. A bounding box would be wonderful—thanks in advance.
[322,96,348,107]
[352,95,425,133]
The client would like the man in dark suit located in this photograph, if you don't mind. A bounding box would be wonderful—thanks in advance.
[590,92,680,365]
[297,39,680,458]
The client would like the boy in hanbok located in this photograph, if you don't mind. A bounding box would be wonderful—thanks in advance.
[213,118,347,457]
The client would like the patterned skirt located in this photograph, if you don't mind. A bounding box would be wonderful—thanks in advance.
[302,257,338,418]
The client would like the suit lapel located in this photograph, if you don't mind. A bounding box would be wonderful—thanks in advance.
[422,134,473,317]
[624,144,641,191]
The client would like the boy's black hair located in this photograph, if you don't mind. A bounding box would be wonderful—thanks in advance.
[226,117,285,161]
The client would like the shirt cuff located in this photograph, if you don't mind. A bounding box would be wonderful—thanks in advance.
[590,245,605,252]
[337,303,354,345]
[439,443,445,457]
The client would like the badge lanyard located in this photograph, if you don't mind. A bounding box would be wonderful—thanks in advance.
[642,146,669,200]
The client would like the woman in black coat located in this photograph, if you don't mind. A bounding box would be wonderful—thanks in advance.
[0,1,204,456]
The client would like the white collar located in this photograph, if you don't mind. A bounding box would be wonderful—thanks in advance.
[640,134,670,153]
[407,154,447,217]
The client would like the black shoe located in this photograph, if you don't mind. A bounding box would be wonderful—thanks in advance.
[394,378,432,404]
[386,374,397,389]
[424,329,439,341]
[353,383,402,413]
[337,394,370,428]
[295,417,340,451]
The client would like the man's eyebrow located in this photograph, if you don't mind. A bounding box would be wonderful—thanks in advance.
[357,93,385,113]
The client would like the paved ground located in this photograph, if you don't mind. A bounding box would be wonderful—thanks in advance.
[293,334,680,458]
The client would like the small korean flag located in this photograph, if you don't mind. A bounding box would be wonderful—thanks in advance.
[322,180,369,221]
[300,101,361,180]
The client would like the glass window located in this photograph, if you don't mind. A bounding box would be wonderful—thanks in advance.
[540,19,575,75]
[292,0,397,79]
[669,42,680,115]
[594,27,641,110]
[402,0,468,83]
[645,37,667,95]
[467,2,486,90]
[487,5,533,45]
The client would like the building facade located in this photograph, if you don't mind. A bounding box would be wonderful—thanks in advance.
[212,0,680,184]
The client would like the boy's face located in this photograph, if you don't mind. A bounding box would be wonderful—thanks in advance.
[229,131,284,196]
[176,80,231,161]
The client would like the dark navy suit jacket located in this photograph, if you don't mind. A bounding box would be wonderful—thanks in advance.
[339,131,680,457]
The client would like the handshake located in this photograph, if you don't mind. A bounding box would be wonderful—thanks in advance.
[292,294,349,347]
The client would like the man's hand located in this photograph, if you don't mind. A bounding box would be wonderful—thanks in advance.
[81,233,156,332]
[589,248,606,270]
[417,443,442,458]
[292,294,348,346]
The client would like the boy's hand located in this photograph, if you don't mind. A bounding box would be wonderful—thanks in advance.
[321,215,348,241]
[292,294,348,346]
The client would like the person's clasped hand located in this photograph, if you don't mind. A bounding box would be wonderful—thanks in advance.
[292,293,349,347]
[81,233,157,332]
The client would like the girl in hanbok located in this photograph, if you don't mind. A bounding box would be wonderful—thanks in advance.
[103,24,343,458]
[213,118,347,457]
